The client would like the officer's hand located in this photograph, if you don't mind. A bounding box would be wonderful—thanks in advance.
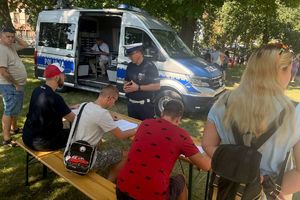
[124,81,138,93]
[123,81,131,91]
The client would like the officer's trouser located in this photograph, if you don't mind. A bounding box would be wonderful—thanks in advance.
[127,102,154,120]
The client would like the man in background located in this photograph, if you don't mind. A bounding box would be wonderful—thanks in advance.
[0,26,28,147]
[211,46,226,80]
[88,37,110,77]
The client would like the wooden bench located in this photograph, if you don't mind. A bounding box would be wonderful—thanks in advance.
[16,139,117,200]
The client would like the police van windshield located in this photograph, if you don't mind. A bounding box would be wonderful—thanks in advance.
[151,30,195,58]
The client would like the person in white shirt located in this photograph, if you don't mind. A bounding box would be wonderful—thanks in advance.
[88,37,110,76]
[65,85,136,181]
[210,46,226,79]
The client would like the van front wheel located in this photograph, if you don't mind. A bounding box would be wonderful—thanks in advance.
[155,90,182,116]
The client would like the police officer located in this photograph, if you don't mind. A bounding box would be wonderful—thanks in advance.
[123,43,160,120]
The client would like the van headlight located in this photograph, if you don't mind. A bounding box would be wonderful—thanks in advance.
[189,76,210,88]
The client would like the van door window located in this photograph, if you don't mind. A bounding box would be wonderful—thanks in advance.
[125,27,159,60]
[38,23,76,50]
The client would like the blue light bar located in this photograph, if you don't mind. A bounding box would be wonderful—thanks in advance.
[117,4,148,15]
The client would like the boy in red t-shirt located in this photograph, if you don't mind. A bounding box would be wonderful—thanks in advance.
[116,100,211,200]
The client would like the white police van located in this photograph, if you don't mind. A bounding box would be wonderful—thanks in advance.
[34,4,225,113]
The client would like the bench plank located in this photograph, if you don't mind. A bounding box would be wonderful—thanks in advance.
[16,139,60,158]
[16,139,117,200]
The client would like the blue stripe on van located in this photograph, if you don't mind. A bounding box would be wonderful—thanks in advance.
[117,69,199,93]
[159,75,199,93]
[117,68,126,80]
[37,56,74,73]
[176,58,222,78]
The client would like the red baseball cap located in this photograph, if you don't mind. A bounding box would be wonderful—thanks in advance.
[44,63,64,78]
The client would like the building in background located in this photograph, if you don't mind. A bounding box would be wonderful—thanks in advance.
[10,8,35,47]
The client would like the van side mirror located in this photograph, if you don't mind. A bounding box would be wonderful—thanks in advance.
[144,47,166,62]
[156,51,166,62]
[144,47,156,58]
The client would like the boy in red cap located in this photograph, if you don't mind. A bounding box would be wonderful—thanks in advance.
[22,63,78,151]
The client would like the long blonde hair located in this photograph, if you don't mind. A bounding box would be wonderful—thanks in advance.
[221,44,295,137]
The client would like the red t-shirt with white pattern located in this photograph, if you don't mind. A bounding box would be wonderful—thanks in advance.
[117,118,199,200]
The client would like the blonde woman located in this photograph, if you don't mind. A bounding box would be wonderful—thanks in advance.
[202,43,300,199]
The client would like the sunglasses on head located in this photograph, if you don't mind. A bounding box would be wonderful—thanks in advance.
[256,43,292,57]
[265,43,291,55]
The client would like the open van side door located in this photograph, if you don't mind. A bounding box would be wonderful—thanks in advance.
[35,10,79,87]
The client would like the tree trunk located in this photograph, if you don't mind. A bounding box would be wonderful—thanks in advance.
[0,0,13,28]
[179,16,197,49]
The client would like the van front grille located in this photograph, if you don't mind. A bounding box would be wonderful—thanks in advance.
[203,76,224,89]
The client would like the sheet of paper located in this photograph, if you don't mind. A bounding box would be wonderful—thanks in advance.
[115,119,138,132]
[180,145,205,158]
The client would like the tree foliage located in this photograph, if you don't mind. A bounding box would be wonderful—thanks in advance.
[72,0,225,48]
[0,0,224,49]
[0,0,13,28]
[1,0,300,53]
[203,0,300,53]
[0,0,56,29]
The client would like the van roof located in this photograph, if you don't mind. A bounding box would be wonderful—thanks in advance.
[39,8,173,31]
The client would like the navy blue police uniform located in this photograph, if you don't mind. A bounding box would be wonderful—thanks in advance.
[125,59,159,120]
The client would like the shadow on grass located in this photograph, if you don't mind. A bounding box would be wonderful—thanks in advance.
[0,144,89,200]
[173,160,209,199]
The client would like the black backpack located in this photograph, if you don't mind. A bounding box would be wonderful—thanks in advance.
[64,103,96,175]
[208,109,289,200]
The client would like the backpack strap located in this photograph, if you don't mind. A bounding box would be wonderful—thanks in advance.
[70,103,87,139]
[273,151,290,196]
[211,174,221,200]
[231,108,285,149]
[251,108,285,149]
[97,45,103,52]
[231,124,244,145]
[65,103,87,154]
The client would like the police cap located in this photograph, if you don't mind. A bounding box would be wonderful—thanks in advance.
[123,43,143,55]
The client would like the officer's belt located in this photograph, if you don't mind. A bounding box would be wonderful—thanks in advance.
[129,98,151,105]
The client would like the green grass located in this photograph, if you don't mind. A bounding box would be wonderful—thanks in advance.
[0,56,300,199]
